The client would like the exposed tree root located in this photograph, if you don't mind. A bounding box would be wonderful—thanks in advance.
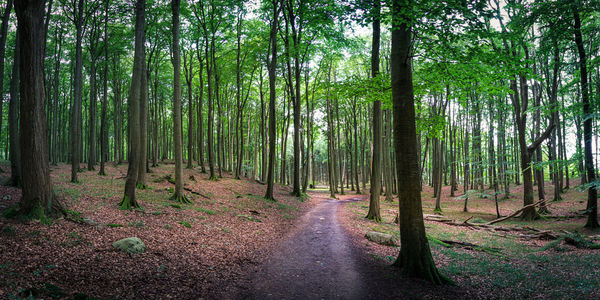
[119,195,140,210]
[170,193,192,204]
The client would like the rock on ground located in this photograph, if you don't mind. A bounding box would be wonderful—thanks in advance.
[365,231,397,246]
[112,237,146,254]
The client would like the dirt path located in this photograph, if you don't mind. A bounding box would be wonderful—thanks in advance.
[250,195,370,299]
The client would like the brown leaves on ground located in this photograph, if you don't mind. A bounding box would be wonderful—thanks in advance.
[0,162,312,299]
[338,181,600,299]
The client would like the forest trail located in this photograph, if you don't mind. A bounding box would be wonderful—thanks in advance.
[250,194,368,299]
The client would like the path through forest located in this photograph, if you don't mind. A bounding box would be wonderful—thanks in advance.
[250,195,366,298]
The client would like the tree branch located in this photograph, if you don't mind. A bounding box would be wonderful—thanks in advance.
[527,121,555,154]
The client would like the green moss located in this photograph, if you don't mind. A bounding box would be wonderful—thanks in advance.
[179,221,192,228]
[119,195,141,210]
[107,223,124,228]
[170,193,192,204]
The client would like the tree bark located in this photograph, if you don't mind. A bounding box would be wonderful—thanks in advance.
[71,0,84,183]
[264,0,280,201]
[8,29,21,187]
[171,0,188,203]
[120,0,145,210]
[573,8,598,229]
[366,0,382,221]
[0,0,13,164]
[391,0,448,284]
[12,0,64,220]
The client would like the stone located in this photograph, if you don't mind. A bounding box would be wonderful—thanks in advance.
[112,237,146,254]
[365,231,397,246]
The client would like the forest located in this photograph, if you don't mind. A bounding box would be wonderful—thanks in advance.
[0,0,599,298]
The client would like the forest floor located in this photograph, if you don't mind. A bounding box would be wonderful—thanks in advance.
[1,162,599,299]
[0,162,316,299]
[340,180,600,299]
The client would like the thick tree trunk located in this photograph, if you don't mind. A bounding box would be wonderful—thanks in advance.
[12,0,64,220]
[391,0,447,284]
[120,0,145,210]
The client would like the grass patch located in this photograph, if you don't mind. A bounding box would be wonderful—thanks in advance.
[178,221,192,228]
[107,223,124,228]
[193,207,216,215]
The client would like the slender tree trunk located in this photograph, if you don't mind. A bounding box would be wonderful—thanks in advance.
[71,0,84,183]
[573,8,598,228]
[99,0,109,176]
[366,0,382,221]
[0,0,13,165]
[171,0,188,203]
[8,30,21,187]
[137,55,149,187]
[51,26,62,166]
[264,0,279,201]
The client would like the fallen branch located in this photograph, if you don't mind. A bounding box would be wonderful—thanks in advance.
[183,187,211,199]
[485,199,547,225]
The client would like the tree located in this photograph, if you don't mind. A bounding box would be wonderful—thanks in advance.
[9,0,64,221]
[98,0,109,176]
[171,0,189,204]
[391,0,449,284]
[573,5,598,229]
[120,0,145,210]
[8,26,21,187]
[0,0,13,166]
[70,0,84,183]
[264,0,280,201]
[366,0,382,221]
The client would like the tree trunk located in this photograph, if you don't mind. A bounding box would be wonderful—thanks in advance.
[264,0,279,201]
[12,0,64,221]
[120,0,145,210]
[71,0,84,183]
[171,0,188,203]
[51,26,63,166]
[391,0,447,284]
[137,55,148,187]
[99,0,108,176]
[8,29,21,187]
[0,0,13,166]
[366,0,382,221]
[573,8,598,229]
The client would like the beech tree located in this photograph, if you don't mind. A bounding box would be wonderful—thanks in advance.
[170,0,189,204]
[391,0,448,284]
[11,0,64,221]
[120,0,146,210]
